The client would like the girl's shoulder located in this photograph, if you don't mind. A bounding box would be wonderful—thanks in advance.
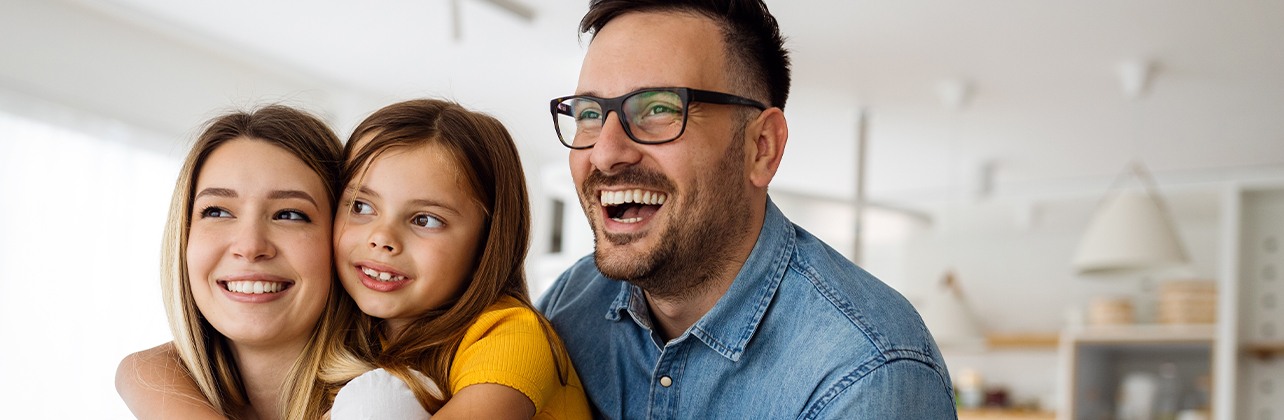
[463,295,547,343]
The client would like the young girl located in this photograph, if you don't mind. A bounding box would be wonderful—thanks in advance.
[116,105,358,419]
[324,99,590,419]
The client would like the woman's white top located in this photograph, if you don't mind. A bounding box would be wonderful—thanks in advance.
[331,368,442,420]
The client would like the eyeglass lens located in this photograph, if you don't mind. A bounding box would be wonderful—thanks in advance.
[556,90,686,148]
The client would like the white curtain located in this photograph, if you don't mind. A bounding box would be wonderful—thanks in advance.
[0,108,178,419]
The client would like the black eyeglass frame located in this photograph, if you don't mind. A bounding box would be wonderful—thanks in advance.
[550,87,768,149]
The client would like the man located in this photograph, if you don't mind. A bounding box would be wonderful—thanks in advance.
[538,1,956,418]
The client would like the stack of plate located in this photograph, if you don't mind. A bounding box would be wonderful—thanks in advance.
[1157,280,1217,325]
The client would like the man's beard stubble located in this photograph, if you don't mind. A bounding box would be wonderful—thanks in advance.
[584,137,753,301]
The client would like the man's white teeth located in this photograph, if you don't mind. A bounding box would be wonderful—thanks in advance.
[362,267,406,282]
[600,189,667,206]
[225,281,286,294]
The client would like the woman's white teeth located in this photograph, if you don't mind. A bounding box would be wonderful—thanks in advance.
[600,189,667,206]
[362,267,406,282]
[225,281,285,294]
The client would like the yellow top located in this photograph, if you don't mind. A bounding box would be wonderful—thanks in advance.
[449,296,591,420]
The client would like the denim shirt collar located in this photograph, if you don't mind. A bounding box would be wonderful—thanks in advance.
[605,198,794,362]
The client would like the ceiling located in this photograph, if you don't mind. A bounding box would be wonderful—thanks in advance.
[66,0,1284,209]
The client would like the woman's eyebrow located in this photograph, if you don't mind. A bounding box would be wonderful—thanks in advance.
[268,190,319,207]
[194,187,236,200]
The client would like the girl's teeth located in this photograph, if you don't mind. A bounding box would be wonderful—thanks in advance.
[362,266,406,282]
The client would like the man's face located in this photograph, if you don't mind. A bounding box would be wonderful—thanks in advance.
[570,11,755,296]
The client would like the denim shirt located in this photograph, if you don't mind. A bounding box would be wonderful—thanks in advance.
[538,199,957,419]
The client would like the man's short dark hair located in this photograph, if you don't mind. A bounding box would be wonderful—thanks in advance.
[581,0,792,110]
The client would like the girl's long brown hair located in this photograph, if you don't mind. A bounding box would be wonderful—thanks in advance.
[321,99,567,412]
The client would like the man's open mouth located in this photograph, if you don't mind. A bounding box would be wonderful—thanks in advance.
[601,189,667,224]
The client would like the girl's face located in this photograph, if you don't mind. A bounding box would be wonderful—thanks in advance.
[334,141,487,332]
[186,138,332,350]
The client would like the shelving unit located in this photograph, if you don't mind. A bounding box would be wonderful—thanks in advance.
[1058,325,1216,420]
[1051,184,1284,420]
[1231,186,1284,420]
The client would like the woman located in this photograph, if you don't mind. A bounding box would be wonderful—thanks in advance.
[116,105,355,419]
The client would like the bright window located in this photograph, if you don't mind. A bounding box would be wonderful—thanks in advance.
[0,109,178,419]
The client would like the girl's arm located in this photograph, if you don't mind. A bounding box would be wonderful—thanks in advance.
[432,383,535,420]
[115,342,226,420]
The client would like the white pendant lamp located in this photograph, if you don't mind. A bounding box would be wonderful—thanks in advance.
[1072,162,1190,276]
[1074,60,1191,277]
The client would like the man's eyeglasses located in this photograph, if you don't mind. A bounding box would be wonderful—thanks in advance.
[550,87,768,149]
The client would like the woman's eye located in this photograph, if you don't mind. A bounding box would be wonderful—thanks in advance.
[274,210,311,222]
[199,207,232,219]
[351,200,374,215]
[411,214,444,228]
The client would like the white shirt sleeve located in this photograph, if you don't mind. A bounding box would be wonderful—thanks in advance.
[331,368,442,420]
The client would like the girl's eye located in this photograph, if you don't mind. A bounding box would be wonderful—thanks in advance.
[351,200,374,215]
[274,210,311,222]
[199,207,232,219]
[411,214,444,228]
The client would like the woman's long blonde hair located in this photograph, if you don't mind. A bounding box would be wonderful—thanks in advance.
[320,99,568,412]
[160,105,354,419]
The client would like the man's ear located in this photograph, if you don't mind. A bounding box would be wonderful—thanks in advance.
[747,108,787,188]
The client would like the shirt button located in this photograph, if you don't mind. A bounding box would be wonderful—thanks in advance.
[659,376,673,387]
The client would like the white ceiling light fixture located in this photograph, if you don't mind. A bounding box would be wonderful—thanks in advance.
[1072,59,1190,277]
[449,0,536,41]
[1073,162,1190,275]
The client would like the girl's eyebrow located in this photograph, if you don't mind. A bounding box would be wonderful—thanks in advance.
[409,199,462,217]
[352,185,463,217]
[351,185,380,199]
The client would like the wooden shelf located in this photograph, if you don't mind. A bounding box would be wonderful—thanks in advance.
[958,408,1055,420]
[1066,324,1216,344]
[985,332,1060,349]
[1243,342,1284,359]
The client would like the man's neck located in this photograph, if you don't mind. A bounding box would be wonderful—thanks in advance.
[644,272,736,342]
[644,205,767,342]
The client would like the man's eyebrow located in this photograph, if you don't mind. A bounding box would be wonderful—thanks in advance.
[194,187,236,200]
[268,190,319,207]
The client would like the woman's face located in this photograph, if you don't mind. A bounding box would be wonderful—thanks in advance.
[334,141,486,332]
[186,138,333,349]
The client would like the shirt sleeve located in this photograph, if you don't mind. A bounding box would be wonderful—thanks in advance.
[449,302,563,414]
[803,359,957,419]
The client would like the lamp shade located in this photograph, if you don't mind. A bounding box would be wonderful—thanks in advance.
[1073,190,1190,276]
